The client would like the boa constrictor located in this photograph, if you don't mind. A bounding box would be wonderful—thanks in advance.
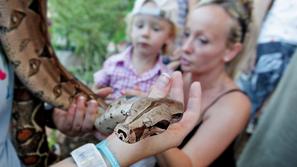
[95,96,183,143]
[0,0,183,166]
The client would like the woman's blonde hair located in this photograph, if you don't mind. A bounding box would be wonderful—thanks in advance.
[196,0,253,77]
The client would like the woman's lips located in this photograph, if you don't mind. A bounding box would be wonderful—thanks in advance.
[180,57,190,66]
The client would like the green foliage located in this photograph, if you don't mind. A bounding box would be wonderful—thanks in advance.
[48,0,134,84]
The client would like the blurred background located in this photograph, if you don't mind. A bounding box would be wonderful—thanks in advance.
[48,0,134,85]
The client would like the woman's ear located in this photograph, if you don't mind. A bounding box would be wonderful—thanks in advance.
[223,43,243,62]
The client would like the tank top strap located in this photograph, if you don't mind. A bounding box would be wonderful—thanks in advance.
[178,88,245,149]
[203,89,245,112]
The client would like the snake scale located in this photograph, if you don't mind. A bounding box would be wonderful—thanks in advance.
[0,0,183,166]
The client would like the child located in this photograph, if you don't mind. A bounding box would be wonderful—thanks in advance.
[93,0,178,102]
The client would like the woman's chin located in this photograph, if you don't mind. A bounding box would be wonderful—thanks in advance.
[181,65,191,73]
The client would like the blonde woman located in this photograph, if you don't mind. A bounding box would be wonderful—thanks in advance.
[156,0,252,166]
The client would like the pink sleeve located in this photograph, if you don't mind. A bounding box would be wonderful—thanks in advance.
[93,59,112,87]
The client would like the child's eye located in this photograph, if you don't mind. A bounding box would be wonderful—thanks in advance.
[153,26,160,31]
[136,23,144,29]
[134,20,144,29]
[151,23,161,32]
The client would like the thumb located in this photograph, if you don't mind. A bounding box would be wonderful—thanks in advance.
[148,73,172,98]
[180,82,202,133]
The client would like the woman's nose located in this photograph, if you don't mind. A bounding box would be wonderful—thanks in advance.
[182,38,194,54]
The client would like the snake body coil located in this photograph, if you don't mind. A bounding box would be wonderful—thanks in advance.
[0,1,184,166]
[0,0,106,166]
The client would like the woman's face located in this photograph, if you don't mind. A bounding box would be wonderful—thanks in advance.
[180,5,233,74]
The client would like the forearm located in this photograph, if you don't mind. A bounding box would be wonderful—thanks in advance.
[156,148,192,167]
[51,133,158,167]
[50,157,76,167]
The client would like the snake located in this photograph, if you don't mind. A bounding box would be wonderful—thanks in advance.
[0,0,183,166]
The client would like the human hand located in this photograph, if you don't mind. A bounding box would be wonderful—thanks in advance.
[121,86,147,97]
[106,71,202,166]
[53,96,98,137]
[167,60,180,71]
[172,47,182,61]
[94,86,113,98]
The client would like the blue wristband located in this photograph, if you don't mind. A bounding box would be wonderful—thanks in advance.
[96,140,120,167]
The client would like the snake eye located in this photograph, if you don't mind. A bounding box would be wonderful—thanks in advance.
[154,120,170,129]
[117,129,127,140]
[171,113,183,122]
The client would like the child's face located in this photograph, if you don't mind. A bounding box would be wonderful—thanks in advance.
[180,5,233,74]
[130,14,172,56]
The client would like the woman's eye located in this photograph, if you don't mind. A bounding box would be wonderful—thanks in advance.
[183,31,190,38]
[197,37,209,45]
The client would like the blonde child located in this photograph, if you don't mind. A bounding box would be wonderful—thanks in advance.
[93,0,178,102]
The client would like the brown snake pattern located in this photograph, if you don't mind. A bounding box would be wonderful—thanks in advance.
[0,0,106,166]
[11,77,59,166]
[0,0,184,166]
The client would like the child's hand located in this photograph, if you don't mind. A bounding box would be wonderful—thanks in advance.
[121,85,147,97]
[167,60,180,71]
[121,89,147,97]
[94,87,113,98]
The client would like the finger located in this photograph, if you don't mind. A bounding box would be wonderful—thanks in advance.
[72,96,86,133]
[133,85,141,90]
[167,61,180,71]
[180,82,202,132]
[172,48,182,60]
[122,89,146,97]
[63,103,76,132]
[82,100,98,132]
[95,87,113,97]
[148,73,172,98]
[52,108,64,129]
[168,71,184,103]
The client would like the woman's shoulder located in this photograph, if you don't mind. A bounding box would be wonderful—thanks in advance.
[201,89,251,136]
[205,88,251,121]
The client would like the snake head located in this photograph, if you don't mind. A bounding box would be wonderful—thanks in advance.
[114,97,183,143]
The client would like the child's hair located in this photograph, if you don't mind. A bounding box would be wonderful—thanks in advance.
[125,0,179,54]
[196,0,253,77]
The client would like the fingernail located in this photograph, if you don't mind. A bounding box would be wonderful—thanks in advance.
[89,100,97,104]
[88,100,98,106]
[120,90,125,95]
[158,73,170,88]
[79,96,85,100]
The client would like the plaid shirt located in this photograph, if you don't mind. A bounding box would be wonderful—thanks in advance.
[94,46,172,101]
